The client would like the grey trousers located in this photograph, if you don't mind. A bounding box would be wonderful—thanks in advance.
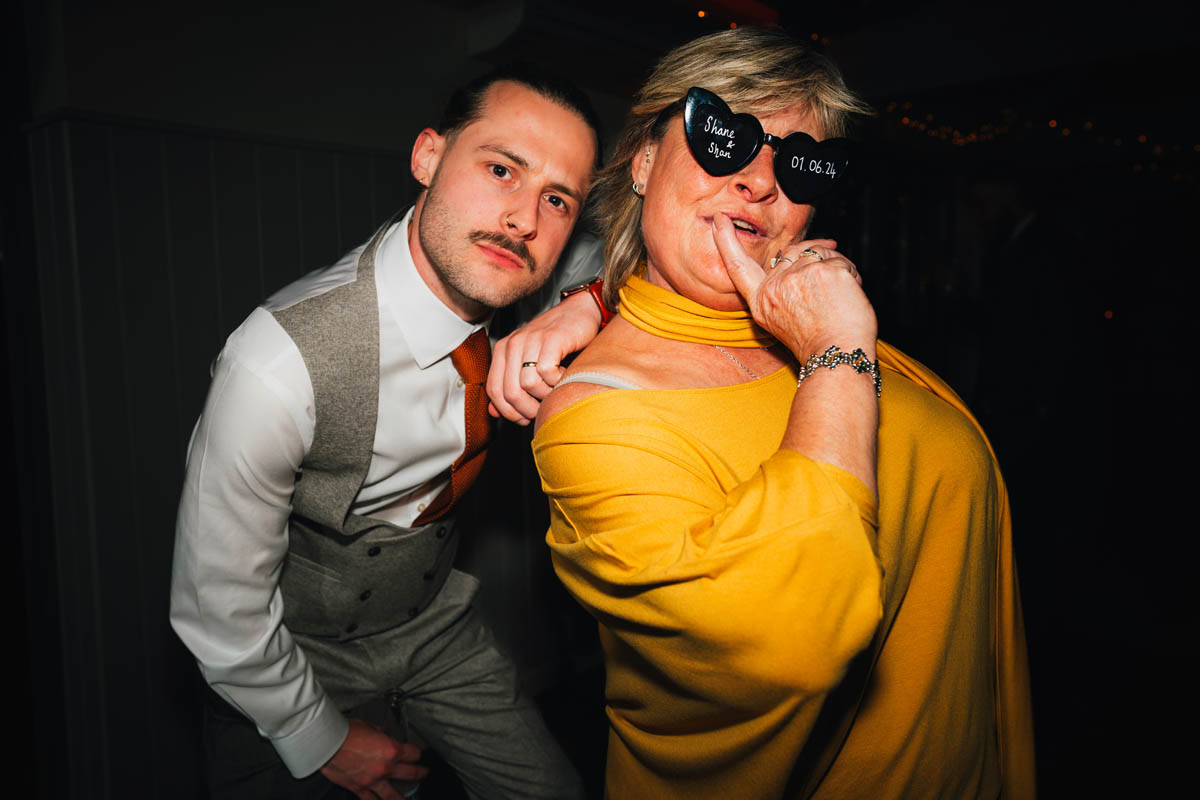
[204,571,584,800]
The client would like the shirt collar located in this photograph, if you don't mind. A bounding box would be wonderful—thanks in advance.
[376,207,488,369]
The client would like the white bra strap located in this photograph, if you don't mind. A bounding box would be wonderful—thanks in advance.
[555,370,644,391]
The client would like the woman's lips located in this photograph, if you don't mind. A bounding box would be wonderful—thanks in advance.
[703,215,765,238]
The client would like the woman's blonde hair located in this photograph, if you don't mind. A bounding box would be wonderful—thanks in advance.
[595,27,871,308]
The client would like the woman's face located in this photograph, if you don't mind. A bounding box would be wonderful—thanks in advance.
[634,102,820,311]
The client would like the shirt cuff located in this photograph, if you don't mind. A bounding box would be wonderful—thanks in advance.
[272,698,350,778]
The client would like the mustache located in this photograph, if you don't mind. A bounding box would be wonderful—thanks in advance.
[469,230,535,272]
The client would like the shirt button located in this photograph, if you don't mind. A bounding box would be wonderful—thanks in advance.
[346,622,359,634]
[367,546,381,557]
[418,503,427,513]
[359,589,372,601]
[456,377,465,388]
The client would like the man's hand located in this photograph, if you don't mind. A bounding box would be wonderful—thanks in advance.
[487,289,604,424]
[320,718,428,800]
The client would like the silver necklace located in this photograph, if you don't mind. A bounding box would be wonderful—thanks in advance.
[713,345,759,379]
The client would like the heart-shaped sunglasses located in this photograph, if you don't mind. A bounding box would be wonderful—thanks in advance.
[681,86,854,204]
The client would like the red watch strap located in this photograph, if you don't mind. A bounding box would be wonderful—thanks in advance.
[562,277,613,328]
[585,280,614,328]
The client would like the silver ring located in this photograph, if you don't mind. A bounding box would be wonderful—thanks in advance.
[769,254,795,269]
[799,248,824,261]
[521,361,538,368]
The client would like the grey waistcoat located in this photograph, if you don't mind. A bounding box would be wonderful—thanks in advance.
[270,215,461,643]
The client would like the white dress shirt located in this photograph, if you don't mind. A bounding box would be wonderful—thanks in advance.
[169,210,604,778]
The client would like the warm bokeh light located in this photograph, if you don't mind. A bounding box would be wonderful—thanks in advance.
[1048,119,1058,128]
[1104,310,1114,319]
[697,10,705,17]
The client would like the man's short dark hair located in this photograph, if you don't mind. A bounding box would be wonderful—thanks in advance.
[438,62,604,168]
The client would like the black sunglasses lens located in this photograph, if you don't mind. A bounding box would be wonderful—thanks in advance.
[683,88,857,203]
[775,133,853,204]
[684,87,762,176]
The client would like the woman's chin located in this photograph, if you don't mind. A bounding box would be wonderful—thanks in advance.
[680,280,751,312]
[704,292,752,312]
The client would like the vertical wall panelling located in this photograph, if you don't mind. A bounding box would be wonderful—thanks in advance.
[66,119,126,798]
[28,114,412,798]
[256,144,302,294]
[158,130,213,796]
[368,154,379,225]
[206,142,226,346]
[98,122,149,793]
[334,152,374,252]
[112,123,190,796]
[26,124,72,798]
[165,134,223,430]
[370,154,414,224]
[299,149,340,275]
[211,139,263,334]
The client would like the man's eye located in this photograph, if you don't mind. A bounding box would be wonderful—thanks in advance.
[490,164,511,179]
[546,194,566,210]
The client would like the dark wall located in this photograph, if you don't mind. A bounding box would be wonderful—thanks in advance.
[24,114,413,798]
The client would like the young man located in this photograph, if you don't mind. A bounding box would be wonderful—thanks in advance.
[170,65,600,799]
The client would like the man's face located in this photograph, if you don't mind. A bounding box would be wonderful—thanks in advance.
[410,81,596,321]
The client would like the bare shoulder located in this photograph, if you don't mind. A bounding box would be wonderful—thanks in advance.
[534,320,652,434]
[534,381,612,433]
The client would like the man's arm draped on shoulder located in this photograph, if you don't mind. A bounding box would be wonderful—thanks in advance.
[488,232,606,423]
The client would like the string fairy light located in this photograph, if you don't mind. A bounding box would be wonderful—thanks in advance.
[879,98,1195,182]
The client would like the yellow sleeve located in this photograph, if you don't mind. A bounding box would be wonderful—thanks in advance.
[533,398,884,704]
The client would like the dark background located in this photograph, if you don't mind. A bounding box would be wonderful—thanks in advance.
[3,0,1195,797]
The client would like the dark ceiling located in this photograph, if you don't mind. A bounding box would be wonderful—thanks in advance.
[463,0,1196,174]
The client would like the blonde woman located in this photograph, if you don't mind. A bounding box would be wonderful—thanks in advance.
[496,27,1034,800]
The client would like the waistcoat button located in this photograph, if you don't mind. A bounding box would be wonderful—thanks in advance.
[367,546,381,557]
[346,622,358,634]
[422,570,434,581]
[359,589,372,601]
[436,526,447,539]
[408,607,419,618]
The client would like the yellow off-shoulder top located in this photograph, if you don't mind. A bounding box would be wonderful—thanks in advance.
[533,336,1034,799]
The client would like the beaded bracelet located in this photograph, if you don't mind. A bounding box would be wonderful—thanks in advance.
[798,345,882,397]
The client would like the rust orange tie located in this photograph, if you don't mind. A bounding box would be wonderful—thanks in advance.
[413,329,493,526]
